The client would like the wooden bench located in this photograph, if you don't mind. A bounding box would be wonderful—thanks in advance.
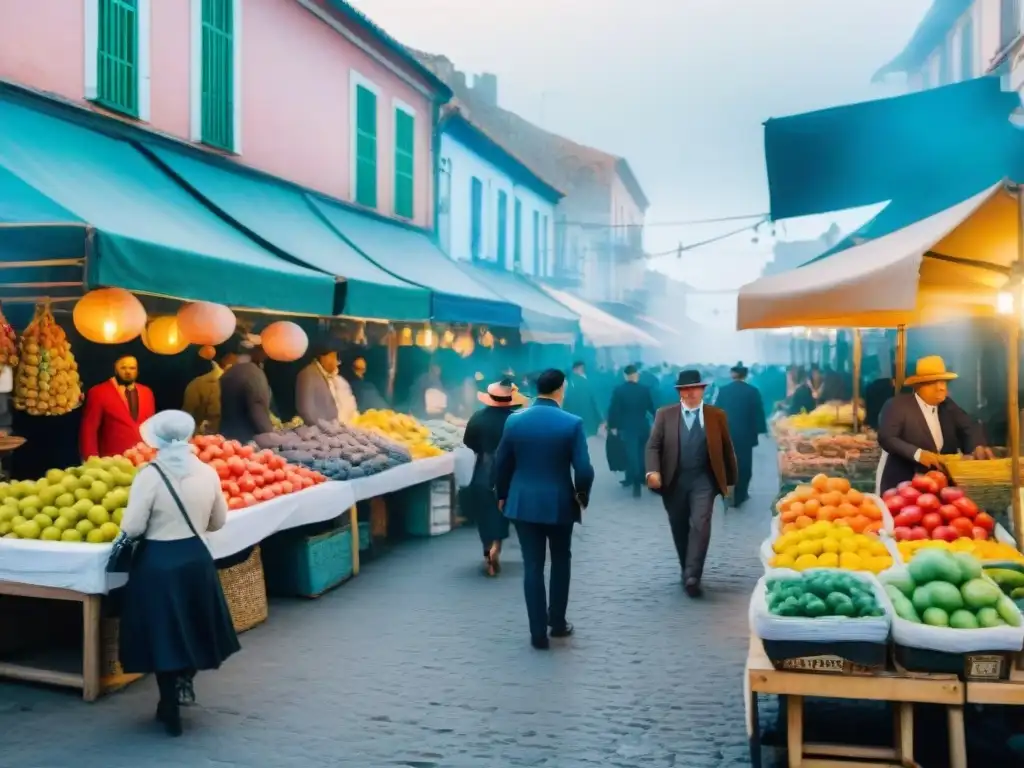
[746,636,966,768]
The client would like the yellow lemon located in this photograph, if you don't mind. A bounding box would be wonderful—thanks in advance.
[772,553,796,569]
[774,534,796,554]
[839,552,862,571]
[867,540,888,557]
[950,539,974,553]
[832,526,854,540]
[838,538,859,554]
[797,539,822,557]
[793,554,818,571]
[817,552,839,568]
[807,522,829,540]
[821,538,839,555]
[783,545,800,559]
[870,555,893,572]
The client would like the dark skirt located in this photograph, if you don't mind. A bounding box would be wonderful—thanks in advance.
[119,537,241,675]
[466,485,509,549]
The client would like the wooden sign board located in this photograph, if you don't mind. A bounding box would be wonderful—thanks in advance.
[773,654,878,675]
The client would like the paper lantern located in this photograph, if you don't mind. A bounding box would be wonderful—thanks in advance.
[198,345,217,361]
[399,327,413,347]
[141,315,190,355]
[453,330,475,359]
[176,301,236,346]
[261,321,308,362]
[73,288,147,344]
[415,327,437,351]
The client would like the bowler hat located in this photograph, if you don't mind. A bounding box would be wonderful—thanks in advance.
[731,361,748,375]
[674,369,708,389]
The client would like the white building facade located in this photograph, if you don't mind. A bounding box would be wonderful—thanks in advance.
[437,110,562,276]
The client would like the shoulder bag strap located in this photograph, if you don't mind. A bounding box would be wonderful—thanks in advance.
[149,462,201,539]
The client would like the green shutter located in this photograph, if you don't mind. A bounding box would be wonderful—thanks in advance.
[355,85,378,208]
[393,108,415,218]
[201,0,234,151]
[96,0,139,117]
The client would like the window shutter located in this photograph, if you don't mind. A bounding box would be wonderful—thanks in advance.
[497,191,508,268]
[513,199,522,267]
[532,211,540,273]
[394,109,415,218]
[470,177,483,260]
[201,0,234,150]
[97,0,139,116]
[355,86,378,208]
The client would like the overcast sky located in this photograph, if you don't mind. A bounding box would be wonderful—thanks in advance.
[348,0,929,293]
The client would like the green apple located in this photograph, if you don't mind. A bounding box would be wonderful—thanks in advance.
[61,476,81,493]
[45,468,66,485]
[52,516,71,531]
[0,521,10,536]
[101,493,119,512]
[60,529,83,542]
[85,528,106,544]
[0,508,16,523]
[87,506,110,526]
[17,495,41,513]
[113,508,125,525]
[73,488,91,502]
[4,532,19,539]
[88,481,109,503]
[75,519,95,535]
[54,493,75,509]
[41,505,59,520]
[14,521,41,539]
[99,522,120,541]
[10,515,26,527]
[40,526,61,541]
[32,513,53,529]
[38,486,62,506]
[73,498,93,515]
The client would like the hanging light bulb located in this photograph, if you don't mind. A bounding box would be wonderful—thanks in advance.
[441,328,455,348]
[415,327,437,351]
[399,326,414,346]
[453,330,476,358]
[354,321,368,346]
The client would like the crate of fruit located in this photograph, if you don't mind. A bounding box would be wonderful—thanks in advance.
[880,549,1024,680]
[749,569,891,671]
[762,517,895,576]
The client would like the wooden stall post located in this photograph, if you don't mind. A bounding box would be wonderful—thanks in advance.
[851,329,862,434]
[349,504,360,576]
[894,324,907,391]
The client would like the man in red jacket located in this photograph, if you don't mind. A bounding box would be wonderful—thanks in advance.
[79,356,156,459]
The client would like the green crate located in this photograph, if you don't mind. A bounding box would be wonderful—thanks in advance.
[262,525,353,598]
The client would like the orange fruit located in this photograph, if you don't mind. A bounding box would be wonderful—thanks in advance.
[782,522,798,533]
[811,474,830,492]
[820,491,843,507]
[789,502,805,518]
[861,503,882,521]
[826,477,851,493]
[794,485,815,502]
[864,521,882,534]
[803,499,821,517]
[848,515,869,533]
[818,505,837,522]
[837,502,858,518]
[781,509,799,524]
[795,515,814,529]
[834,517,852,528]
[845,489,864,506]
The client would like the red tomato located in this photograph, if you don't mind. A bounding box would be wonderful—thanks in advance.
[300,477,314,489]
[893,512,917,528]
[252,487,265,501]
[931,525,958,542]
[938,504,960,523]
[227,457,246,476]
[972,526,990,540]
[911,475,939,494]
[246,460,263,474]
[228,497,245,511]
[925,470,948,490]
[893,526,912,541]
[916,493,940,511]
[241,492,257,507]
[882,488,899,500]
[252,473,266,488]
[280,480,294,494]
[974,512,995,532]
[225,481,240,497]
[898,506,923,525]
[199,449,214,464]
[239,475,256,493]
[921,512,942,531]
[261,470,275,484]
[211,459,230,479]
[939,486,965,503]
[238,445,255,459]
[952,497,979,518]
[908,527,929,541]
[899,486,922,502]
[951,517,975,537]
[272,468,286,482]
[885,495,907,512]
[269,482,283,496]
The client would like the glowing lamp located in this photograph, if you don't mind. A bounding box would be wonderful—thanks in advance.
[415,327,437,351]
[453,330,475,359]
[141,315,190,355]
[176,302,236,346]
[262,321,308,362]
[73,288,147,344]
[997,291,1015,316]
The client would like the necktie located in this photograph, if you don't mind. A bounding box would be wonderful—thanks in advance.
[126,386,139,421]
[684,409,696,429]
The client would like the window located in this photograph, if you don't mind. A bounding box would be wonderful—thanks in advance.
[960,18,974,81]
[470,177,483,261]
[541,214,549,276]
[937,39,951,86]
[1002,0,1020,49]
[532,210,540,274]
[87,0,150,119]
[200,0,235,150]
[351,75,379,209]
[513,198,522,268]
[496,191,508,268]
[394,103,415,219]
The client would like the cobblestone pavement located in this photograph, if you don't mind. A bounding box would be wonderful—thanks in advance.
[1,441,777,768]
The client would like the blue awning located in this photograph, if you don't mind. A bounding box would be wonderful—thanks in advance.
[307,196,521,328]
[764,77,1023,220]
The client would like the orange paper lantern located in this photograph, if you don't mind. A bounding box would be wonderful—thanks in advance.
[141,315,190,355]
[262,321,308,362]
[176,302,236,346]
[73,288,147,344]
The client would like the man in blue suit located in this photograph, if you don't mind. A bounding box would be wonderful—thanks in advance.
[495,369,595,650]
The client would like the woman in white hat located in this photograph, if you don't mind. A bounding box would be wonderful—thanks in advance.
[462,379,528,576]
[117,410,240,736]
[877,356,992,493]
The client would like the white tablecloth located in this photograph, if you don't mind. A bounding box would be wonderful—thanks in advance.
[453,445,474,488]
[347,453,455,502]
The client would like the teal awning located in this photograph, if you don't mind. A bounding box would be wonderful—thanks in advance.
[458,262,578,344]
[308,196,522,328]
[0,97,335,315]
[146,145,431,321]
[764,77,1023,220]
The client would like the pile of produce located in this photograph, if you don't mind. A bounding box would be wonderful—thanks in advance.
[883,472,994,543]
[779,403,866,431]
[14,303,82,416]
[0,304,17,368]
[896,537,1024,565]
[765,571,886,618]
[882,550,1021,628]
[776,430,881,484]
[254,420,411,481]
[444,414,468,429]
[0,456,135,543]
[423,419,463,451]
[984,565,1024,612]
[770,520,893,573]
[352,409,444,459]
[776,474,884,534]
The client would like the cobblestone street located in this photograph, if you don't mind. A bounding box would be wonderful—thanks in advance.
[1,440,776,768]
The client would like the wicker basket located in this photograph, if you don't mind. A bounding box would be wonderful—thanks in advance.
[218,546,268,633]
[944,457,1012,514]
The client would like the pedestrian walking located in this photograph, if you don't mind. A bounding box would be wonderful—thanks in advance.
[462,379,527,576]
[645,370,737,597]
[495,369,594,649]
[607,365,656,497]
[715,361,767,508]
[117,410,240,736]
[562,361,604,437]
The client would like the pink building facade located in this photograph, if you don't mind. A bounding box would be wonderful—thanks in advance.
[0,0,445,229]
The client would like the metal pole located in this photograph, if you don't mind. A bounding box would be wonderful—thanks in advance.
[852,329,862,433]
[1011,185,1024,549]
[895,325,907,391]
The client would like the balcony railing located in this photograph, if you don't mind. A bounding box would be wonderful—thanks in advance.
[1003,0,1020,50]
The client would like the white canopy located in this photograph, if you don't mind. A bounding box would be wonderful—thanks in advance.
[737,182,1015,329]
[541,287,661,348]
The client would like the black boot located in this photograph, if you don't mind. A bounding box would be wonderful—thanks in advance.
[156,673,183,737]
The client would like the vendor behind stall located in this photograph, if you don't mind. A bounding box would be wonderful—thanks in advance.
[408,362,446,420]
[347,355,388,411]
[296,341,358,426]
[182,346,237,434]
[877,355,993,493]
[218,334,274,443]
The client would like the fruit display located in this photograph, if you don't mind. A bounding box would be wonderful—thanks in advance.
[769,520,894,573]
[270,414,304,430]
[0,304,17,368]
[14,303,82,416]
[776,403,866,432]
[444,414,468,429]
[351,409,444,459]
[776,474,885,534]
[883,472,994,543]
[894,537,1024,566]
[776,430,881,485]
[882,550,1022,629]
[423,419,464,452]
[253,420,411,480]
[984,565,1024,613]
[765,571,886,618]
[0,457,135,543]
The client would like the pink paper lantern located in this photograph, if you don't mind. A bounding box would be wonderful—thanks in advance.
[261,321,308,362]
[176,301,236,346]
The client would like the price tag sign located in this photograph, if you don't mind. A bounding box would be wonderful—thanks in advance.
[966,655,1004,680]
[780,655,847,673]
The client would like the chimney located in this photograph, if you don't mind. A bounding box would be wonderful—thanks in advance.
[473,72,498,107]
[452,70,467,93]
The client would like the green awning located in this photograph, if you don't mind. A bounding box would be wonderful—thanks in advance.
[308,196,522,328]
[458,261,578,344]
[0,97,335,315]
[146,145,430,321]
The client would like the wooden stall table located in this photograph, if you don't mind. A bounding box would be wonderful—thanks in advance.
[966,662,1024,705]
[746,636,966,768]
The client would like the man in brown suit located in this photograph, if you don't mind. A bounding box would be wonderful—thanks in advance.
[645,369,737,596]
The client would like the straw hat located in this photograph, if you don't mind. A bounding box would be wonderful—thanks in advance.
[478,379,528,407]
[904,356,958,387]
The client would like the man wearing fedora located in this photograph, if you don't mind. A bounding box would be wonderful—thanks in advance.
[877,355,992,494]
[607,365,657,497]
[716,361,767,508]
[645,370,738,596]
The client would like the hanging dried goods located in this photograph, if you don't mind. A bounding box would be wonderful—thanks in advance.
[14,303,82,416]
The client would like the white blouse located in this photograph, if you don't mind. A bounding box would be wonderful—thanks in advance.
[120,456,228,542]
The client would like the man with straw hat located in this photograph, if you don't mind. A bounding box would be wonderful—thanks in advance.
[877,355,992,494]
